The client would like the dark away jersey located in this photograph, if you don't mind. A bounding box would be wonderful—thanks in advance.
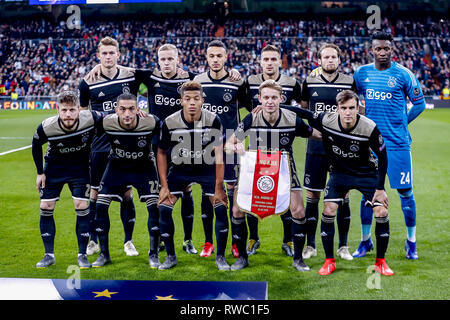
[286,105,388,189]
[135,69,195,122]
[100,114,160,170]
[193,71,251,133]
[78,67,141,153]
[235,108,312,157]
[302,72,356,155]
[159,109,223,175]
[247,73,302,108]
[32,110,102,174]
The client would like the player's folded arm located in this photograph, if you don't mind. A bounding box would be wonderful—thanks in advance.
[32,124,48,175]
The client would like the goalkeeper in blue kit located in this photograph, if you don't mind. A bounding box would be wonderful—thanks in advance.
[353,32,426,259]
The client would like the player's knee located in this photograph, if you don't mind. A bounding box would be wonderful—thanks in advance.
[40,207,54,217]
[291,205,305,219]
[74,199,89,210]
[323,201,338,216]
[398,188,413,198]
[373,205,388,218]
[40,201,55,211]
[306,190,321,199]
[232,205,244,218]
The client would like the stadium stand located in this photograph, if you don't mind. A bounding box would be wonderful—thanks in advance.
[0,18,448,98]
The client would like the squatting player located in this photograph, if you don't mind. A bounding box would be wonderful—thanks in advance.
[78,37,140,257]
[225,80,314,272]
[353,32,425,259]
[300,43,357,261]
[91,93,160,268]
[245,44,302,257]
[32,91,103,269]
[157,81,230,271]
[285,90,394,276]
[194,40,252,258]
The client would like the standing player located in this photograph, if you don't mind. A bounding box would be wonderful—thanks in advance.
[84,43,242,255]
[245,44,302,257]
[91,93,160,268]
[225,80,314,271]
[78,37,141,257]
[300,44,357,261]
[285,90,393,276]
[32,91,102,269]
[157,81,230,270]
[353,32,425,260]
[193,40,252,258]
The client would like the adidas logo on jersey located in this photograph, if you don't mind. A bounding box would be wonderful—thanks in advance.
[114,139,120,145]
[57,143,64,147]
[364,78,370,82]
[312,91,319,97]
[98,91,105,97]
[154,83,160,87]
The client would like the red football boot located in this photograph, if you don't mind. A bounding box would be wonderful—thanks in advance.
[199,242,215,257]
[374,258,394,276]
[318,258,336,275]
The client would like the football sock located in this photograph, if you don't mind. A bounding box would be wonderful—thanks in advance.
[305,197,319,248]
[246,213,259,241]
[159,203,176,256]
[337,197,351,247]
[96,197,112,257]
[226,187,237,245]
[360,196,373,241]
[39,209,55,254]
[75,208,90,255]
[320,213,336,259]
[398,188,417,242]
[201,193,214,244]
[181,190,194,241]
[375,215,390,259]
[292,217,307,260]
[146,198,159,255]
[281,209,293,244]
[88,199,98,244]
[214,203,229,256]
[120,197,135,244]
[232,216,248,259]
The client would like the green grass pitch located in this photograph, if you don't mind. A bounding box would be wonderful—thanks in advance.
[0,108,449,300]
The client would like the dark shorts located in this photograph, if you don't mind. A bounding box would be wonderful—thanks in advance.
[41,163,90,202]
[224,152,238,184]
[90,151,109,190]
[289,156,302,190]
[98,161,159,202]
[324,172,381,207]
[167,168,216,197]
[303,153,330,192]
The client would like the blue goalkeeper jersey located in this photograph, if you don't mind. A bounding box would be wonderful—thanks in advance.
[354,62,424,151]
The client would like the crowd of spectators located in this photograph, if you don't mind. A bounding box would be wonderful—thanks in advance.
[0,17,448,98]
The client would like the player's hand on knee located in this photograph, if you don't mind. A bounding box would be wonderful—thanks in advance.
[213,187,228,208]
[235,142,246,155]
[158,186,175,206]
[36,174,46,192]
[372,189,389,209]
[229,69,242,82]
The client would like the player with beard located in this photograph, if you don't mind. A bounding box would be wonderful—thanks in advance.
[300,44,357,261]
[193,40,252,259]
[32,91,103,269]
